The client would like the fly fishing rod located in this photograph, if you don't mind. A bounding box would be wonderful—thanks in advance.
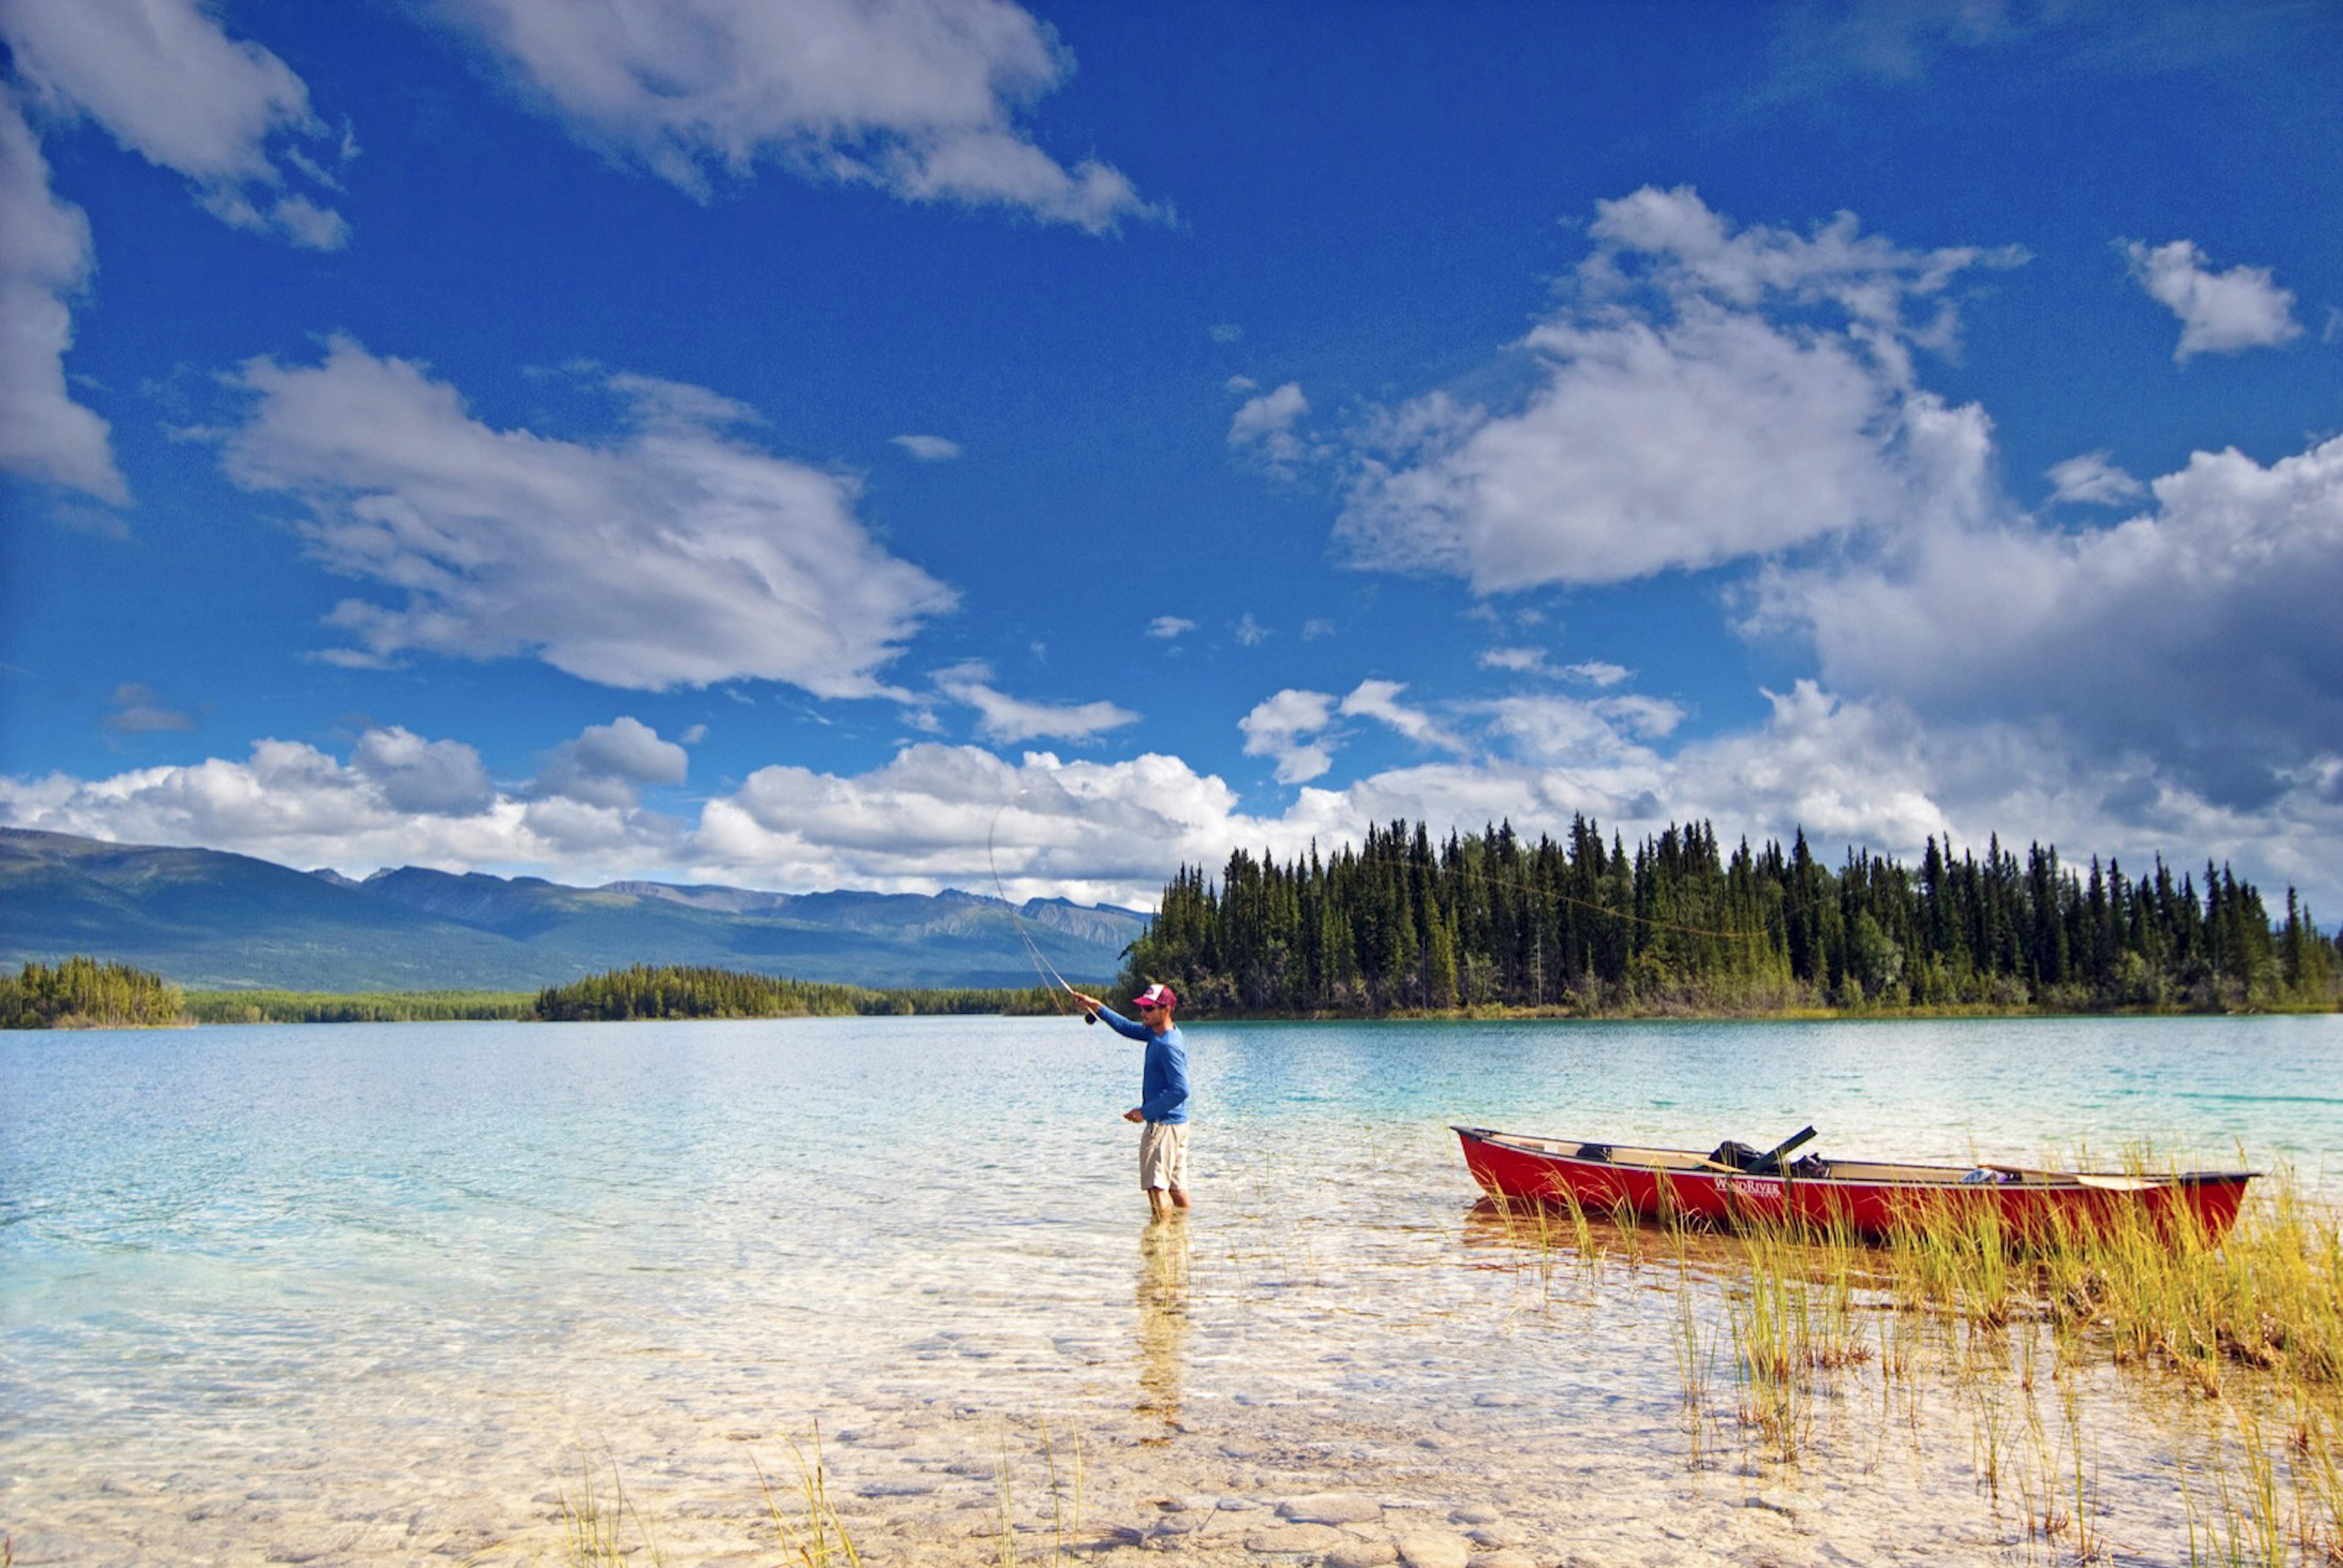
[987,793,1094,1022]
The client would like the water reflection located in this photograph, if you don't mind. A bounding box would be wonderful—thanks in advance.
[1134,1217,1190,1431]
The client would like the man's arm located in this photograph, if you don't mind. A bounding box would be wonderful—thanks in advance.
[1070,989,1149,1042]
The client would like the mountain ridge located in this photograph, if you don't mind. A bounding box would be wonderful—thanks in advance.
[0,827,1145,993]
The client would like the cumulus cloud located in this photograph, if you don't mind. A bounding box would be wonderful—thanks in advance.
[0,0,350,248]
[1146,616,1195,640]
[1239,688,1340,785]
[2124,239,2302,361]
[353,725,497,815]
[1338,187,2020,589]
[2045,450,2145,506]
[1751,433,2343,811]
[1238,679,1466,786]
[892,433,962,461]
[9,689,2341,913]
[695,743,1264,905]
[212,337,957,697]
[0,87,126,502]
[1227,380,1311,475]
[532,716,689,807]
[933,664,1138,744]
[0,727,687,880]
[433,0,1162,232]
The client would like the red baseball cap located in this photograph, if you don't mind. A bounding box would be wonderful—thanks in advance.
[1132,983,1178,1010]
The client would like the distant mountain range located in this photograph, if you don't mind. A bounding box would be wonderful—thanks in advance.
[0,828,1146,993]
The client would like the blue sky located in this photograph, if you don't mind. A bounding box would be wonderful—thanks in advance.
[2,0,2339,916]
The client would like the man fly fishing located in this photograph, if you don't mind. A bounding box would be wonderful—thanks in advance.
[1071,983,1190,1217]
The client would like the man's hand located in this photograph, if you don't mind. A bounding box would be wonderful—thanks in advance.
[1070,989,1103,1016]
[1123,1107,1144,1123]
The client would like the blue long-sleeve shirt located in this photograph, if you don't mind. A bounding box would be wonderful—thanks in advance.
[1098,1007,1189,1124]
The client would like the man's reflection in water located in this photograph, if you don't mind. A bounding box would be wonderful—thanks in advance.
[1135,1218,1191,1434]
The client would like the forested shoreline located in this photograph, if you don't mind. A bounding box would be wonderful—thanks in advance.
[13,814,2339,1030]
[529,965,1064,1021]
[1115,818,2342,1018]
[1,957,190,1029]
[2,960,1071,1027]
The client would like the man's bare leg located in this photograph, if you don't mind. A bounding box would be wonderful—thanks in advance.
[1146,1187,1167,1217]
[1168,1186,1189,1211]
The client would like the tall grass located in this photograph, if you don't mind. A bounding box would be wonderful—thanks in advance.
[748,1428,860,1568]
[1645,1156,2343,1561]
[556,1455,663,1568]
[1722,1217,1875,1461]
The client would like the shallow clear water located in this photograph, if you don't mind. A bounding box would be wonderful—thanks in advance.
[4,1013,2339,1565]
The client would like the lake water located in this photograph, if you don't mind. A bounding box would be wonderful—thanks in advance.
[4,1013,2340,1566]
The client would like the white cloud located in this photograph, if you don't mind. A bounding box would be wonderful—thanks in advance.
[0,86,126,502]
[1228,380,1311,473]
[0,730,683,880]
[10,687,2341,915]
[1239,688,1339,785]
[353,725,497,815]
[1561,660,1633,688]
[1751,431,2343,812]
[1146,616,1195,640]
[696,743,1262,905]
[933,666,1138,744]
[892,433,962,461]
[0,0,350,248]
[434,0,1163,232]
[1258,680,2341,918]
[213,337,957,697]
[2045,450,2145,506]
[1479,647,1547,674]
[1238,678,1466,786]
[1339,679,1465,753]
[1339,187,2018,589]
[1233,613,1269,647]
[533,716,689,807]
[2123,239,2302,362]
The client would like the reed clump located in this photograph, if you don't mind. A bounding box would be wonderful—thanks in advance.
[1707,1160,2342,1562]
[1876,1164,2343,1406]
[556,1455,664,1568]
[749,1427,861,1568]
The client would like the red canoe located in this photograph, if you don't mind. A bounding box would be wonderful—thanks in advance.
[1453,1125,2257,1242]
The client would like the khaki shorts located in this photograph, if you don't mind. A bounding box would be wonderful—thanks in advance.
[1139,1120,1189,1192]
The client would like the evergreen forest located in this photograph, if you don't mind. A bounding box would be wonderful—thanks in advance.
[1115,818,2342,1017]
[530,965,1066,1021]
[1,957,190,1029]
[7,963,1073,1027]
